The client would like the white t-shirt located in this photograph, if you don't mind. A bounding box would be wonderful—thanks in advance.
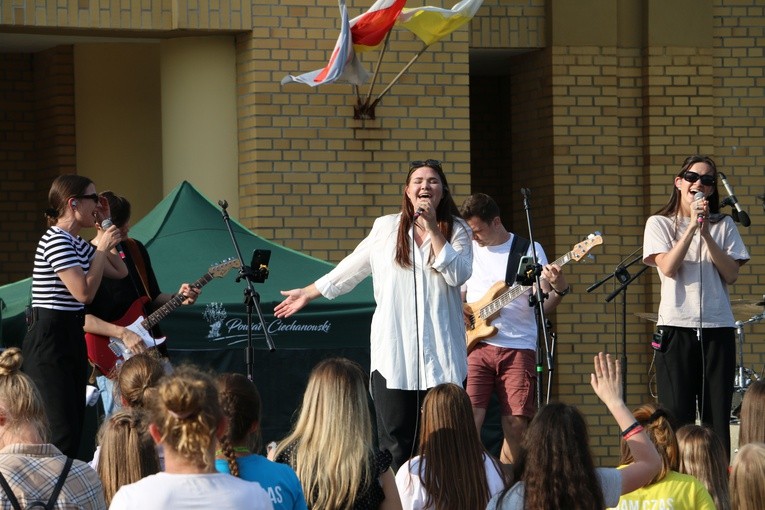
[462,234,547,351]
[643,215,749,328]
[109,471,274,510]
[316,213,473,390]
[395,453,505,509]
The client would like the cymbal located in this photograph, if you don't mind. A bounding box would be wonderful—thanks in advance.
[635,312,658,323]
[731,299,765,317]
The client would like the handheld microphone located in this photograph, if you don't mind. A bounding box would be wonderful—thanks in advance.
[413,207,425,220]
[101,218,125,259]
[694,192,705,224]
[719,172,751,227]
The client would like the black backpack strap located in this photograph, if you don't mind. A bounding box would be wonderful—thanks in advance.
[505,235,531,286]
[44,457,73,510]
[0,470,23,510]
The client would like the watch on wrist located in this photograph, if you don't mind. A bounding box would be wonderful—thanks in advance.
[553,285,571,297]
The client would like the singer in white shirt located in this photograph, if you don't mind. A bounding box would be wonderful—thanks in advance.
[642,154,749,458]
[275,160,472,470]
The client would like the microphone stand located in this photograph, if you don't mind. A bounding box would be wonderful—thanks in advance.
[588,251,648,399]
[217,200,275,381]
[519,188,554,407]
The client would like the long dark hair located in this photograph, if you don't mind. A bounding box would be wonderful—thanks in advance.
[497,402,604,510]
[416,383,506,509]
[654,154,721,217]
[395,162,461,267]
[217,373,262,478]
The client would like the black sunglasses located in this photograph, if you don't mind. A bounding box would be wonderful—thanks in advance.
[75,193,100,203]
[682,171,716,186]
[410,159,442,170]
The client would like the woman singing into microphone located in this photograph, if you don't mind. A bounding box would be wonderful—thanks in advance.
[22,175,127,457]
[642,155,749,459]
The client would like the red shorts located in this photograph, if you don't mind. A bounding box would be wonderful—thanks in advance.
[466,343,536,418]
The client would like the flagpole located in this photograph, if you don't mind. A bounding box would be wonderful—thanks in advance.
[362,31,393,108]
[369,45,429,110]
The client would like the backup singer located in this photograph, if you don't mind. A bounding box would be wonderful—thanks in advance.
[642,155,749,457]
[22,175,127,458]
[275,160,472,470]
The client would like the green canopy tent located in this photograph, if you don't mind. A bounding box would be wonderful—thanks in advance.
[0,181,375,444]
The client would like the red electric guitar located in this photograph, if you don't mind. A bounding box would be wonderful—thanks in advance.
[85,258,240,376]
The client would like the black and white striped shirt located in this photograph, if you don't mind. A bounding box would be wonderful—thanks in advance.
[31,227,96,311]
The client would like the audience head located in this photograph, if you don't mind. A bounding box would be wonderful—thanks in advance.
[509,401,604,509]
[0,347,48,445]
[117,352,166,409]
[739,380,765,447]
[676,424,730,510]
[217,372,262,477]
[417,383,502,509]
[620,404,677,484]
[273,357,373,509]
[147,365,222,471]
[97,409,160,506]
[730,442,765,510]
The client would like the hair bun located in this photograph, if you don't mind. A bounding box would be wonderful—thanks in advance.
[0,347,23,376]
[44,208,59,219]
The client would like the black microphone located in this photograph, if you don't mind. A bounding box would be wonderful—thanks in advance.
[694,191,705,224]
[100,218,125,259]
[413,207,425,220]
[719,172,751,227]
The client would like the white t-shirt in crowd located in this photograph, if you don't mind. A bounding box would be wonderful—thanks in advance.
[109,471,274,510]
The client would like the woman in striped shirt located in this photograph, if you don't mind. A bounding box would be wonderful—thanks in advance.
[21,174,127,458]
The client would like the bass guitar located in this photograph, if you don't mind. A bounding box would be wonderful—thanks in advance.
[85,258,241,375]
[464,234,603,353]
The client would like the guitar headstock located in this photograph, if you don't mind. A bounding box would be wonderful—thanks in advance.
[209,257,242,278]
[570,232,603,262]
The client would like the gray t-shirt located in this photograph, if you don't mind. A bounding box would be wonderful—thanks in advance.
[485,467,622,509]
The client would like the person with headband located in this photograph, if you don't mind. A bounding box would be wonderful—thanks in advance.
[643,154,749,457]
[22,174,127,458]
[275,160,472,471]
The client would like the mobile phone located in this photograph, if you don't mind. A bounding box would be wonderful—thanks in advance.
[250,249,272,283]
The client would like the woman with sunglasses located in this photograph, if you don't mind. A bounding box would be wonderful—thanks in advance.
[275,160,472,471]
[22,174,127,458]
[642,154,749,458]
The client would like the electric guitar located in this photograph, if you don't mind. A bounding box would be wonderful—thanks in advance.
[464,234,603,353]
[85,258,241,376]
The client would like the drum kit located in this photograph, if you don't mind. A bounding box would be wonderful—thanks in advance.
[636,296,765,423]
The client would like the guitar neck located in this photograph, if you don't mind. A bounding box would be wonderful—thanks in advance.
[142,273,211,330]
[481,250,575,318]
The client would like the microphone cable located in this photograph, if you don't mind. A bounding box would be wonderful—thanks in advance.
[696,221,706,423]
[410,215,423,463]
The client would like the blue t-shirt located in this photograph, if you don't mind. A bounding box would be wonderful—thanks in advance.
[215,454,307,510]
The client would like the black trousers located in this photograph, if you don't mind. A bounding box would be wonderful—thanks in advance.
[370,370,429,472]
[655,326,734,458]
[21,308,88,459]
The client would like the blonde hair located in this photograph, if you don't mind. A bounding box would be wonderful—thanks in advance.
[740,380,765,447]
[272,358,373,509]
[676,424,730,510]
[147,365,222,470]
[730,442,765,510]
[620,403,677,484]
[97,409,160,506]
[117,352,165,409]
[0,347,48,443]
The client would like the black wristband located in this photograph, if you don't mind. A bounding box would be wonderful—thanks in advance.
[553,285,571,297]
[621,421,641,437]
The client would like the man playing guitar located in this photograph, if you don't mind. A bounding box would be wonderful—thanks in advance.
[83,192,200,414]
[460,193,569,467]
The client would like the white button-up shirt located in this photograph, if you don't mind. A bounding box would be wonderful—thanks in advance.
[316,213,473,390]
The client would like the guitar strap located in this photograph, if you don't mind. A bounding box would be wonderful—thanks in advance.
[124,238,152,299]
[504,235,531,286]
